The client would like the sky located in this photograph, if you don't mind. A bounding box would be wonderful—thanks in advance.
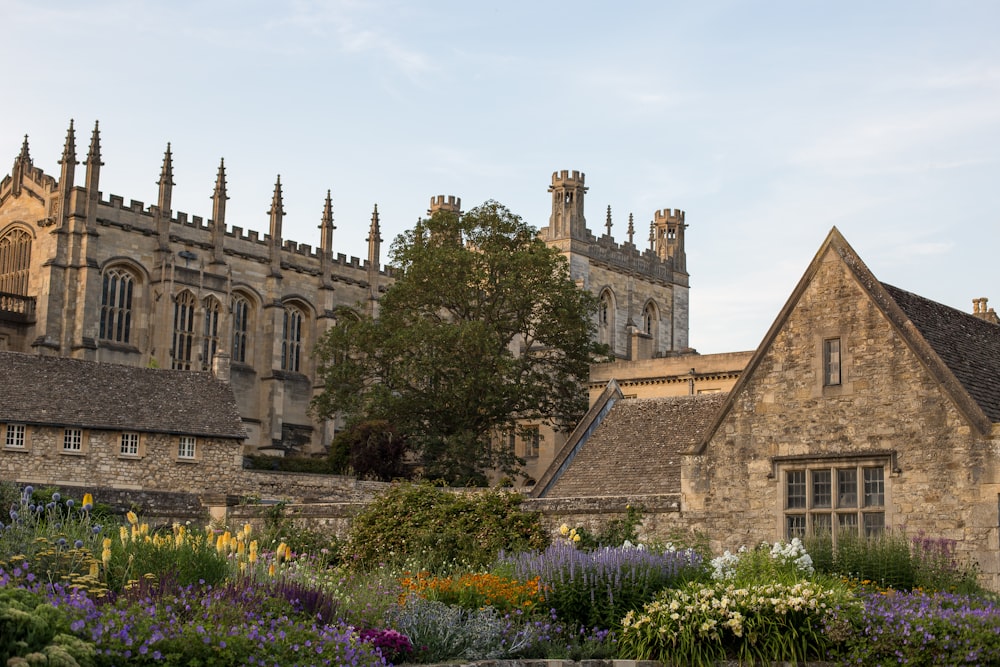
[3,1,999,354]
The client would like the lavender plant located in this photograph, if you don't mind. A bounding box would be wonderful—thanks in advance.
[837,589,1000,665]
[499,541,703,629]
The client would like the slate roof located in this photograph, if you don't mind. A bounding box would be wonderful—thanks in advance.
[882,283,1000,423]
[542,393,728,497]
[0,351,246,439]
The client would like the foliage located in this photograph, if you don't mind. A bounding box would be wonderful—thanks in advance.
[836,589,1000,665]
[500,541,704,630]
[386,595,510,663]
[312,201,608,485]
[710,538,815,584]
[617,578,861,666]
[558,504,646,550]
[102,515,229,592]
[242,454,334,474]
[327,420,411,481]
[500,607,616,660]
[400,570,545,614]
[0,583,95,667]
[0,486,106,593]
[343,482,548,571]
[805,530,983,594]
[49,578,386,667]
[357,628,413,664]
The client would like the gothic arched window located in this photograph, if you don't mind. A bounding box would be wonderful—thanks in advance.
[642,301,659,336]
[0,228,31,296]
[598,289,615,348]
[202,296,221,370]
[232,294,252,364]
[281,304,305,372]
[172,291,197,370]
[100,267,135,343]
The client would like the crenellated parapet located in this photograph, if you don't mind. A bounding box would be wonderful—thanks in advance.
[428,195,462,216]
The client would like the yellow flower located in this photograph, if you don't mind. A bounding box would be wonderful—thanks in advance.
[268,563,275,577]
[572,533,581,543]
[89,561,100,578]
[119,526,128,545]
[559,524,569,536]
[82,493,94,509]
[243,523,252,538]
[126,511,138,525]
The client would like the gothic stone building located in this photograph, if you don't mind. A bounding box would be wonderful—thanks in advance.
[0,122,690,476]
[537,228,1000,588]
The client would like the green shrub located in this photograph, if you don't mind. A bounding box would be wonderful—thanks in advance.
[387,595,509,663]
[343,482,548,571]
[0,586,96,667]
[243,454,334,474]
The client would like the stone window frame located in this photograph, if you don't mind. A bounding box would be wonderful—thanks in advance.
[772,451,896,547]
[99,266,138,344]
[177,435,198,461]
[280,302,307,373]
[521,426,541,459]
[812,329,853,398]
[201,296,222,371]
[231,293,253,364]
[62,428,89,455]
[119,431,145,459]
[0,225,32,296]
[3,423,29,451]
[172,290,198,370]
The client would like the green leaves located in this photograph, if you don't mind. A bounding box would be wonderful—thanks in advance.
[313,200,605,485]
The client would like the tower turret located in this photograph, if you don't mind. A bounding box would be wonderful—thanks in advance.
[652,208,687,272]
[428,195,462,217]
[546,170,588,240]
[210,158,228,263]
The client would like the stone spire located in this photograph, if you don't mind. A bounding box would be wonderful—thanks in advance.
[319,189,335,287]
[11,135,31,196]
[627,213,635,245]
[268,175,284,275]
[59,120,78,188]
[84,121,102,194]
[211,158,228,263]
[605,205,613,237]
[157,143,174,214]
[648,221,655,252]
[366,204,382,315]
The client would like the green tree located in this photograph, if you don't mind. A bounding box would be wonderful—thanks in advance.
[312,201,607,485]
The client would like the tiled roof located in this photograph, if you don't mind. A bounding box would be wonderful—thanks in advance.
[882,283,1000,423]
[0,351,246,439]
[544,393,727,497]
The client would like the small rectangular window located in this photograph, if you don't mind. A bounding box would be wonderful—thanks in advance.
[837,468,858,507]
[120,432,140,457]
[63,428,83,452]
[786,514,806,539]
[786,470,806,509]
[824,338,842,386]
[5,424,26,448]
[178,436,197,459]
[838,513,859,533]
[812,513,832,534]
[811,469,831,508]
[863,512,885,537]
[863,467,884,506]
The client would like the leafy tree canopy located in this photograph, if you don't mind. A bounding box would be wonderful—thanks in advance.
[312,200,607,485]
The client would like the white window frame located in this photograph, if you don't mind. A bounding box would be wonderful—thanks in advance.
[4,423,26,449]
[178,435,197,460]
[63,428,84,453]
[120,432,141,457]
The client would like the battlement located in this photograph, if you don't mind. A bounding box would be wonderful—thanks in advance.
[428,195,462,215]
[654,209,686,225]
[551,170,586,186]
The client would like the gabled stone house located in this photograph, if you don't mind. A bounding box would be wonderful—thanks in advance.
[0,350,246,495]
[536,228,1000,587]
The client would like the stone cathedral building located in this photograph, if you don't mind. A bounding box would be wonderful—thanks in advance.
[0,121,690,474]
